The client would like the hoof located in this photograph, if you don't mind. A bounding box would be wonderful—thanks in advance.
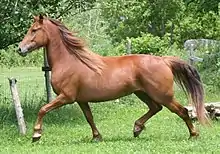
[91,135,103,143]
[133,124,145,138]
[32,136,41,142]
[32,131,42,142]
[189,132,199,140]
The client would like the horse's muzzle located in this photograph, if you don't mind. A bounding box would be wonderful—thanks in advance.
[17,47,27,57]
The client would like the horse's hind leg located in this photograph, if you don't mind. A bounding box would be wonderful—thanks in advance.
[134,91,163,137]
[164,99,199,138]
[78,102,102,142]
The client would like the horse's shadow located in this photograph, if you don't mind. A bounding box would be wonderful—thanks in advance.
[44,135,151,146]
[69,134,190,145]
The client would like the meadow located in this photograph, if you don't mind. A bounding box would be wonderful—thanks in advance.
[0,67,220,154]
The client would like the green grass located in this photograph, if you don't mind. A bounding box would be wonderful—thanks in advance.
[0,67,220,154]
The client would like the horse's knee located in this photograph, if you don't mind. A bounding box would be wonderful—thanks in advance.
[38,107,47,117]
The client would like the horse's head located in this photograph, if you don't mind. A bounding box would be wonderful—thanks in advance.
[18,14,48,56]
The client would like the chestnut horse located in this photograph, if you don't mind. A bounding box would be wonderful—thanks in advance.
[18,15,209,142]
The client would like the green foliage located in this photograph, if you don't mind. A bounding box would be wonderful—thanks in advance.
[100,0,185,43]
[100,0,220,47]
[173,11,220,45]
[0,0,96,49]
[184,0,219,13]
[0,46,43,67]
[0,4,114,67]
[116,33,170,55]
[193,44,220,92]
[63,6,116,56]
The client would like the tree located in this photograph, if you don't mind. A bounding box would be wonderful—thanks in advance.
[0,0,96,49]
[184,0,219,13]
[100,0,220,47]
[100,0,185,43]
[173,1,220,45]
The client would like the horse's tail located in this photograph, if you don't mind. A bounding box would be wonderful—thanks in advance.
[163,56,210,126]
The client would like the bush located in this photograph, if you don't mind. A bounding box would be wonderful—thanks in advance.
[0,45,43,67]
[0,8,114,67]
[116,33,170,55]
[193,43,220,92]
[173,11,220,46]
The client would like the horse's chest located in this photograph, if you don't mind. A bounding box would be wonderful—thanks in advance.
[50,77,63,95]
[51,73,78,96]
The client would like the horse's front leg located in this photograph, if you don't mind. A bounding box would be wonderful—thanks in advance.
[32,94,72,142]
[78,102,102,142]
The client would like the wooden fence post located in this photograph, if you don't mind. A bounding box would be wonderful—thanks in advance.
[189,44,195,66]
[42,48,52,103]
[126,37,131,55]
[8,78,26,135]
[184,39,204,67]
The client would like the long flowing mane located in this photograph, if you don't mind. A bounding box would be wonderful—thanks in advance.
[48,18,105,74]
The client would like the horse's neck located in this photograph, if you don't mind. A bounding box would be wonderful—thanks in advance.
[46,40,79,70]
[45,22,104,74]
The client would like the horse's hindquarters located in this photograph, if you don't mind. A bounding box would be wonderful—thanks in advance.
[136,56,174,104]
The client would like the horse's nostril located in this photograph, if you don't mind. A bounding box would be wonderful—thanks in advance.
[18,48,21,52]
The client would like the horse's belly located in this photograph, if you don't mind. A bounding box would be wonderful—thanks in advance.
[75,84,136,102]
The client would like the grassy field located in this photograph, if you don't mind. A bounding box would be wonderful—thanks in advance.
[0,67,220,154]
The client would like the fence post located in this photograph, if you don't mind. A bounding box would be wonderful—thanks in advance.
[126,37,132,54]
[8,78,26,135]
[189,43,195,66]
[184,39,204,67]
[42,48,52,103]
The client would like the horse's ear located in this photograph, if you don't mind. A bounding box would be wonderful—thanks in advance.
[33,16,38,22]
[39,14,44,24]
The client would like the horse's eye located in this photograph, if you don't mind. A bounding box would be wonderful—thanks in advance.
[32,29,37,33]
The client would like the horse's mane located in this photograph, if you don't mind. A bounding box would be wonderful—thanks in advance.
[48,18,105,74]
